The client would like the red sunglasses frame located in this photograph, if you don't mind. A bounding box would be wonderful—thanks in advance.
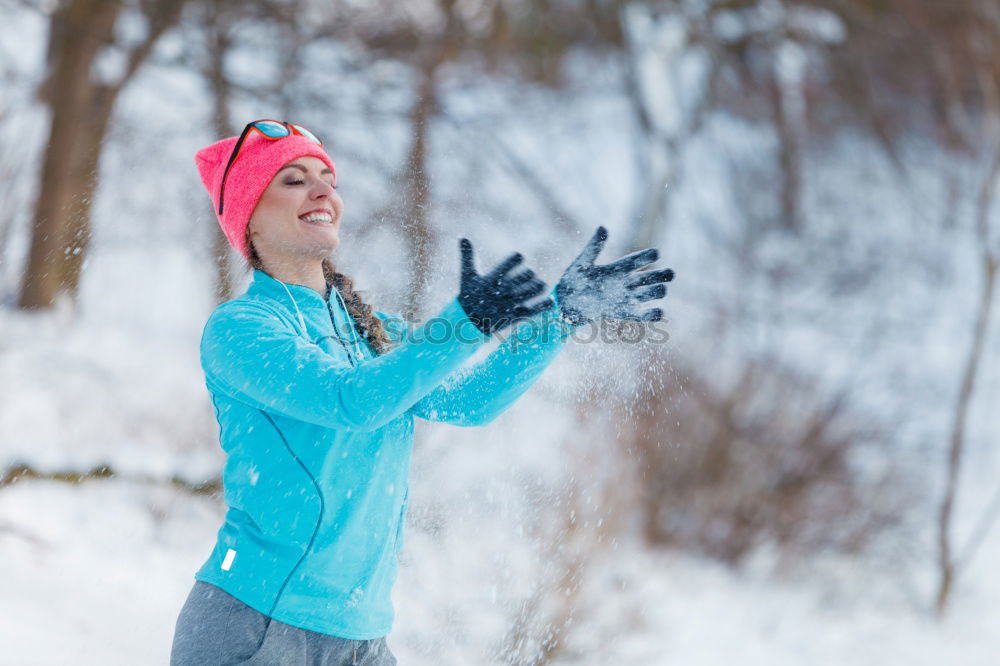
[217,119,323,215]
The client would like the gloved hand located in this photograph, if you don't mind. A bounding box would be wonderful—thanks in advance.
[457,238,554,336]
[556,225,674,326]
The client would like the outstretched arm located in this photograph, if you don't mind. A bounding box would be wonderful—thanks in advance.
[379,288,579,427]
[201,236,559,434]
[202,297,490,432]
[394,224,676,428]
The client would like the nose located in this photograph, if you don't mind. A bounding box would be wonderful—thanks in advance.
[310,179,337,200]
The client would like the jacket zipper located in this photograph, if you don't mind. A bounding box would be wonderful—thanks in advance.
[327,301,359,367]
[332,335,355,367]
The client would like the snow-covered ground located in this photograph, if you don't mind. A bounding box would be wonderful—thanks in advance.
[2,469,997,665]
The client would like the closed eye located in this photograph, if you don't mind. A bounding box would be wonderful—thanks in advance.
[287,179,337,188]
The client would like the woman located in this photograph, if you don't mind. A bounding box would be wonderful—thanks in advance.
[170,119,673,665]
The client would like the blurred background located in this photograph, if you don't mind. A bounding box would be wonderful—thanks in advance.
[1,0,999,663]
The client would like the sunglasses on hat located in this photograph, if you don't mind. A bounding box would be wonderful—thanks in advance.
[218,119,324,215]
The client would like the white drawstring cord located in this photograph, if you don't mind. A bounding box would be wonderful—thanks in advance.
[278,281,309,337]
[278,278,365,361]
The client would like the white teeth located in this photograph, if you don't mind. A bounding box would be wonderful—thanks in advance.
[300,212,333,224]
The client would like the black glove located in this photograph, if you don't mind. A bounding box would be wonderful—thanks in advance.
[555,226,674,326]
[457,238,554,336]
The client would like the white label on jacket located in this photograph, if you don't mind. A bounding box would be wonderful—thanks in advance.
[221,548,236,571]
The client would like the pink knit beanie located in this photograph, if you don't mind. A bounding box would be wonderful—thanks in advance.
[195,130,337,260]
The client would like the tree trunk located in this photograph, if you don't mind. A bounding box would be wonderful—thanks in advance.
[401,60,441,320]
[18,0,122,309]
[935,142,1000,618]
[61,88,117,295]
[206,0,237,305]
[19,0,188,309]
[769,75,804,232]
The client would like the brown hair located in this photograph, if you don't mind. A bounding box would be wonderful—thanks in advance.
[244,226,396,356]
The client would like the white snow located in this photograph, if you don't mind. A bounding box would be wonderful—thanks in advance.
[0,3,997,665]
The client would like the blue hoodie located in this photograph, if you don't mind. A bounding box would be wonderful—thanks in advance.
[193,268,575,639]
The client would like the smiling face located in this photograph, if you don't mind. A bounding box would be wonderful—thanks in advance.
[247,156,343,264]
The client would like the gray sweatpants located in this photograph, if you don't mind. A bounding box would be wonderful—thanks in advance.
[170,580,399,666]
